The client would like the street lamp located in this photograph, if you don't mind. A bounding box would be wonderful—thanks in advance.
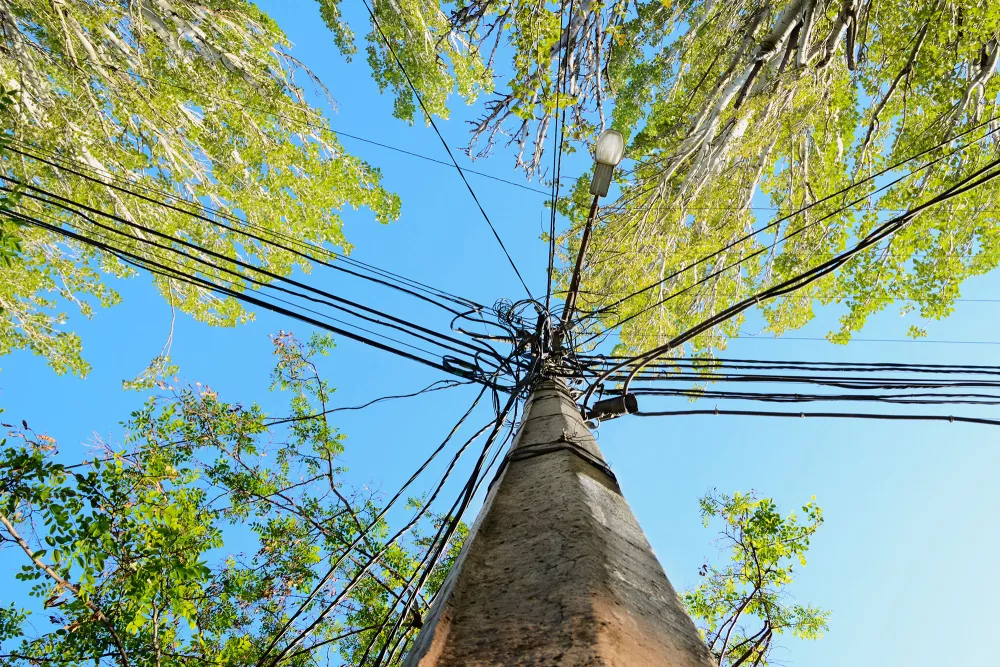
[589,128,625,197]
[561,128,625,331]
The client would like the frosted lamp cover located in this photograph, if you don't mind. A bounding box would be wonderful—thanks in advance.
[594,129,625,166]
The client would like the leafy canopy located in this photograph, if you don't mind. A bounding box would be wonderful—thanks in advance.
[0,0,399,377]
[0,332,459,666]
[324,0,1000,355]
[685,490,828,667]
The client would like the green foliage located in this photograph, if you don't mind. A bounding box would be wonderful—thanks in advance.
[0,333,459,666]
[0,84,21,272]
[315,0,491,124]
[684,490,829,667]
[562,0,1000,354]
[323,0,1000,353]
[0,0,400,377]
[0,603,27,644]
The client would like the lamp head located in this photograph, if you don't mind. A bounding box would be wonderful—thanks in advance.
[590,129,624,197]
[594,129,625,166]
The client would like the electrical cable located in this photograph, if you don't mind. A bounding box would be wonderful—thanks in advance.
[574,115,1000,329]
[263,379,469,426]
[545,0,577,317]
[579,156,1000,414]
[359,0,536,301]
[633,409,1000,427]
[6,141,485,316]
[629,388,1000,405]
[366,377,527,667]
[2,180,503,371]
[255,384,494,665]
[617,158,1000,384]
[576,354,1000,374]
[2,203,483,381]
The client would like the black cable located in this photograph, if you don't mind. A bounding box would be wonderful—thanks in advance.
[630,387,1000,405]
[354,370,529,666]
[578,156,998,350]
[579,156,1000,413]
[634,409,1000,427]
[570,370,1000,390]
[3,176,504,368]
[256,385,493,665]
[271,333,527,663]
[620,159,1000,380]
[6,142,485,316]
[264,379,468,426]
[575,115,1000,327]
[545,0,577,316]
[576,354,1000,374]
[367,377,527,667]
[359,0,536,301]
[2,204,483,381]
[292,407,507,667]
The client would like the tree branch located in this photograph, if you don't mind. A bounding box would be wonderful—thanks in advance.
[0,513,131,667]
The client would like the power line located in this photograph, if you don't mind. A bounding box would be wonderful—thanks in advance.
[7,146,529,368]
[580,355,1000,375]
[4,176,499,362]
[2,199,494,384]
[545,0,577,315]
[256,384,499,665]
[575,116,1000,328]
[630,388,1000,406]
[360,0,535,301]
[634,409,1000,427]
[579,155,1000,413]
[336,130,550,195]
[605,334,1000,346]
[263,379,469,426]
[6,140,486,315]
[6,138,548,386]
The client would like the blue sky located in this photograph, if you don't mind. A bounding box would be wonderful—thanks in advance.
[4,3,1000,665]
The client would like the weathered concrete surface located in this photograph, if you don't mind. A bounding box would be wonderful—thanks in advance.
[403,380,715,667]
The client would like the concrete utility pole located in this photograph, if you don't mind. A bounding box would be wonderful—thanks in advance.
[403,379,716,666]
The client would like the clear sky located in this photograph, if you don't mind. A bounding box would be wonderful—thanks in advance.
[4,3,1000,666]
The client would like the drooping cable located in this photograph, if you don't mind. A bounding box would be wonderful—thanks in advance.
[6,141,486,316]
[579,155,1000,414]
[545,0,577,317]
[634,409,1000,427]
[2,201,499,383]
[2,176,504,369]
[573,115,1000,332]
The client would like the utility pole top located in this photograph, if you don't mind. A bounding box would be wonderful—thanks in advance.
[403,378,715,666]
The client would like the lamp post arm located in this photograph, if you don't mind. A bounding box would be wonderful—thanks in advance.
[559,193,601,346]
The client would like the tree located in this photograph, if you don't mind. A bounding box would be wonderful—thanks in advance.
[684,490,828,667]
[0,0,400,377]
[567,0,1000,357]
[0,328,828,666]
[323,0,1000,356]
[0,331,462,666]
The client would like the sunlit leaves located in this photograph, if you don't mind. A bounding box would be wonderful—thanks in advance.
[0,0,400,376]
[0,334,448,665]
[567,0,1000,356]
[316,0,491,124]
[684,490,828,667]
[342,0,1000,355]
